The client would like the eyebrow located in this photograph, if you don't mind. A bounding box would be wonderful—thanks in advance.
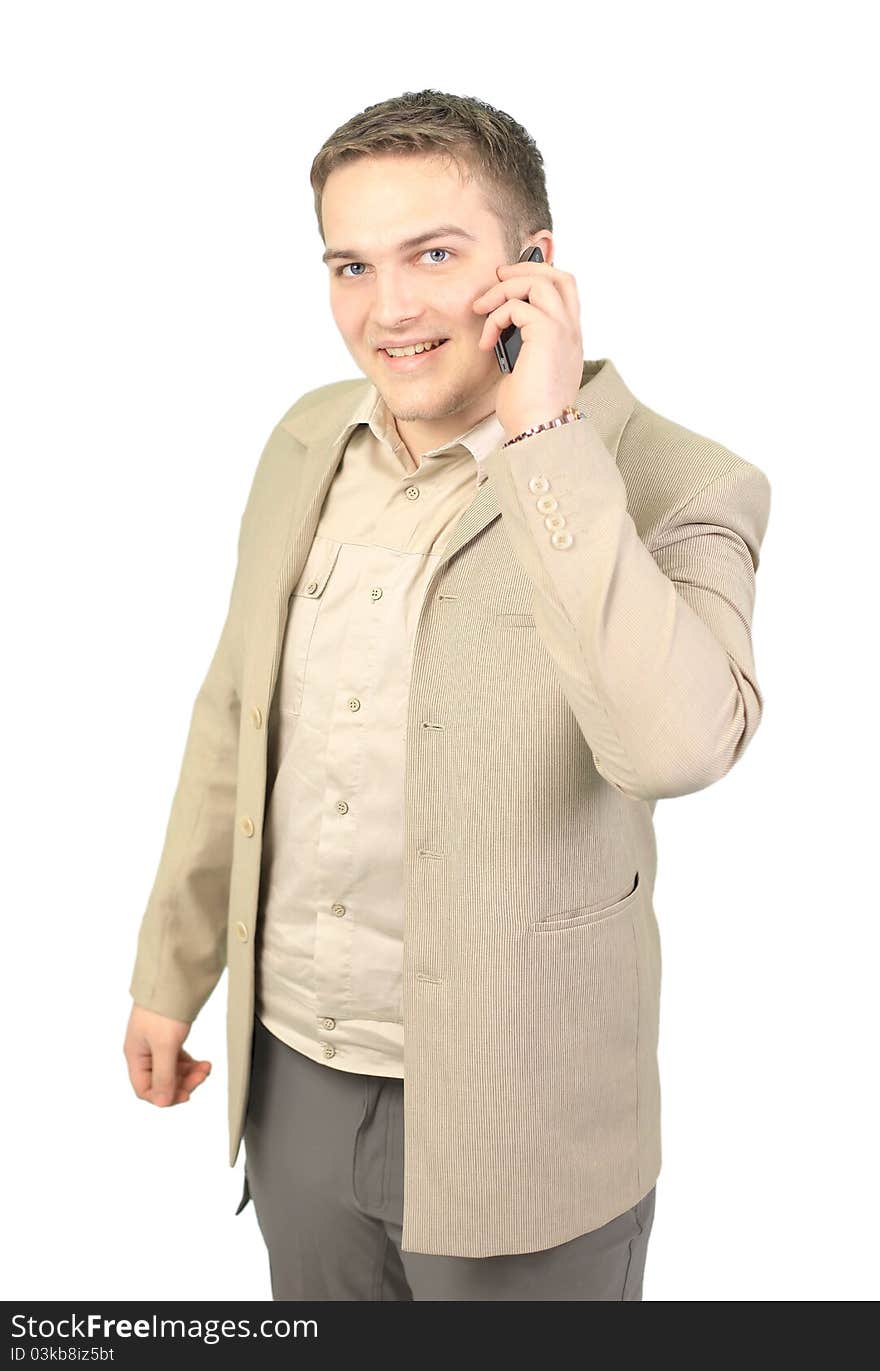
[322,223,478,265]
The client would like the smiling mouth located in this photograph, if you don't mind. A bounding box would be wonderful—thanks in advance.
[377,338,453,371]
[379,338,449,357]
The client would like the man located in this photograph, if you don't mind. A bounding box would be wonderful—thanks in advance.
[124,91,771,1300]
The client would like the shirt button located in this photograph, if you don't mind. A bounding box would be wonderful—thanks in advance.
[528,475,551,494]
[331,903,346,917]
[319,1017,336,1030]
[336,800,349,815]
[551,530,574,549]
[239,815,255,837]
[322,1044,336,1059]
[250,705,263,728]
[347,697,361,711]
[235,921,248,942]
[370,587,383,601]
[405,486,420,501]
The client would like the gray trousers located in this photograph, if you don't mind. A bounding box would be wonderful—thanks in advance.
[236,1014,656,1300]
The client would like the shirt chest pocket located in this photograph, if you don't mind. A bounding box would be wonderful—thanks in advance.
[276,537,342,717]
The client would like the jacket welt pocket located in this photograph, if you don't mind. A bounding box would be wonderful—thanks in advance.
[530,871,640,933]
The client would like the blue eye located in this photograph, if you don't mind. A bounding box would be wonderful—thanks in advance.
[335,247,452,278]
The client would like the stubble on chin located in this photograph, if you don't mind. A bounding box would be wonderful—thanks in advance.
[376,357,497,425]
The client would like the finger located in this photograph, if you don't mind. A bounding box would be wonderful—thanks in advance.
[494,262,580,316]
[477,277,574,348]
[156,1086,193,1105]
[479,268,578,314]
[126,1042,159,1100]
[478,297,544,350]
[150,1043,180,1107]
[128,1060,153,1098]
[180,1063,211,1092]
[477,280,580,338]
[496,261,566,282]
[178,1050,212,1073]
[475,277,572,335]
[176,1046,210,1078]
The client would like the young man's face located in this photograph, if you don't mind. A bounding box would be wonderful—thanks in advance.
[321,153,551,450]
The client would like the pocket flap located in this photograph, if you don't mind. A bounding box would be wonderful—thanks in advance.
[292,538,342,599]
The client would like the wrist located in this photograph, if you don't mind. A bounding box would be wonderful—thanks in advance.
[502,405,584,447]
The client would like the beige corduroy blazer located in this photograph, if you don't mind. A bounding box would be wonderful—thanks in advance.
[129,357,771,1258]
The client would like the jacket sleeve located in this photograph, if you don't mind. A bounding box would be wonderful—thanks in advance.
[480,413,772,802]
[128,480,253,1023]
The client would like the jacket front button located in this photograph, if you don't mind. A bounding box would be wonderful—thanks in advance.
[235,921,248,942]
[370,587,383,601]
[336,800,349,815]
[331,903,346,917]
[239,815,255,836]
[322,1044,336,1058]
[250,705,263,728]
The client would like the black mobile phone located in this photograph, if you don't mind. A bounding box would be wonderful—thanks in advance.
[494,245,545,374]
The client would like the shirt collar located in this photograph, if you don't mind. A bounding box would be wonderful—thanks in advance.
[333,380,507,488]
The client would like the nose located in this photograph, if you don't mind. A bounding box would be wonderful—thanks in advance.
[369,270,430,328]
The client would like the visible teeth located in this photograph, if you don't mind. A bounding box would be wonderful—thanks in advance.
[384,339,445,357]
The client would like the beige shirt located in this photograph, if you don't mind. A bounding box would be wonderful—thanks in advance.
[254,381,507,1076]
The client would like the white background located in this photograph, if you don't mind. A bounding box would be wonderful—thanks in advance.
[2,0,877,1303]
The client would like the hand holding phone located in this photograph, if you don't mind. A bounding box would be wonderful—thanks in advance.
[493,245,545,374]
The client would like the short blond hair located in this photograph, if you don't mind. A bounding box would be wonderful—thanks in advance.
[310,88,553,264]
